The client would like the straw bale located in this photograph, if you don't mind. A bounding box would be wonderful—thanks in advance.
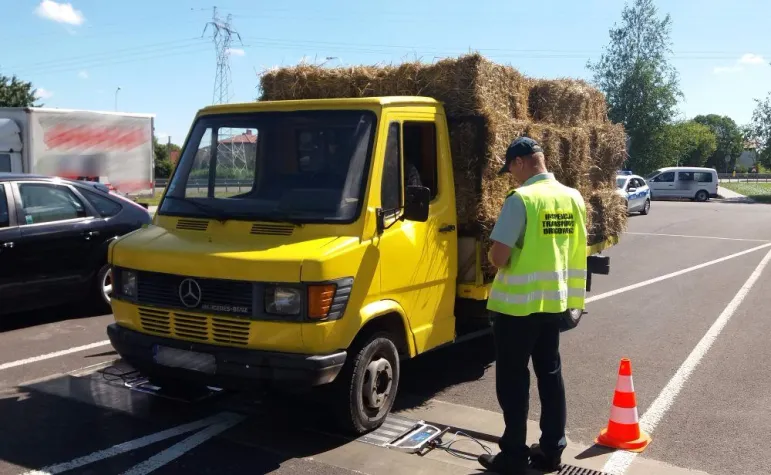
[588,123,627,186]
[586,184,628,246]
[260,54,530,123]
[528,79,609,126]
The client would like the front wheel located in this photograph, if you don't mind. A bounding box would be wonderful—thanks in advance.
[640,199,651,215]
[331,333,400,435]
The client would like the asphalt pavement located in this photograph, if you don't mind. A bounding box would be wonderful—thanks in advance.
[2,198,770,475]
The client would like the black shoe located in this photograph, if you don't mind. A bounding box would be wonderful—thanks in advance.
[528,444,562,472]
[478,453,528,474]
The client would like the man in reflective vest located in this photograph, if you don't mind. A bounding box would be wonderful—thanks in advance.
[478,137,588,474]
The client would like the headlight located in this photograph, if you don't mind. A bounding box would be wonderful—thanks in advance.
[121,270,137,297]
[265,286,302,316]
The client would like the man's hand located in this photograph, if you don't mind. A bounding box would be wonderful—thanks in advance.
[488,240,513,269]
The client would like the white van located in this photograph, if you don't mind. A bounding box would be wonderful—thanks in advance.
[645,167,718,202]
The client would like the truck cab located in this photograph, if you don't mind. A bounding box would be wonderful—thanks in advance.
[107,97,610,434]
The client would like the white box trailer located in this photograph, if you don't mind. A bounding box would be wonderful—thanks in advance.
[0,107,155,195]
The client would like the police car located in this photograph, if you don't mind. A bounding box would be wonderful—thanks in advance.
[616,171,651,215]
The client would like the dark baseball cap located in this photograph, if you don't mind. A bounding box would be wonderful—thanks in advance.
[498,137,544,175]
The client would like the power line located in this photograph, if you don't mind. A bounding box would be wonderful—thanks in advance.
[9,44,210,77]
[7,38,205,73]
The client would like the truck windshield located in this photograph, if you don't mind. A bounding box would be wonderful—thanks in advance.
[160,110,376,223]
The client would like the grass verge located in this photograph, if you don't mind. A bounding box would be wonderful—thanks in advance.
[720,182,771,203]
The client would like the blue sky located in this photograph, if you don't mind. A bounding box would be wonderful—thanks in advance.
[3,0,770,145]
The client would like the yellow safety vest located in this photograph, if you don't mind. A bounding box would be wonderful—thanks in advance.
[487,179,588,317]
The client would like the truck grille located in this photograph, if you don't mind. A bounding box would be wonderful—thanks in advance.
[138,307,251,346]
[136,271,254,317]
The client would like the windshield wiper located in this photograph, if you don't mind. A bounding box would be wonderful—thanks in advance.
[163,196,230,222]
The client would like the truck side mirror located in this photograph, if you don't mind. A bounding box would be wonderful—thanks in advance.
[403,186,430,222]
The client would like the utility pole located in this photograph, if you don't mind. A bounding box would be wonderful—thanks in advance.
[202,7,247,175]
[114,86,121,111]
[202,6,242,105]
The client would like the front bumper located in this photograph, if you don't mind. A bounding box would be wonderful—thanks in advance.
[107,323,347,390]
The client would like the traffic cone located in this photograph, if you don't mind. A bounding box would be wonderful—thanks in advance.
[595,358,651,452]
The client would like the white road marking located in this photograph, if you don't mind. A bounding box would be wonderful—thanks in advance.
[0,340,110,372]
[20,412,243,475]
[586,242,771,303]
[602,247,771,475]
[121,413,245,475]
[625,232,770,242]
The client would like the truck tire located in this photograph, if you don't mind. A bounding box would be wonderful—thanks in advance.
[332,333,400,435]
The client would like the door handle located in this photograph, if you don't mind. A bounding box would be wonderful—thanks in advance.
[438,224,456,233]
[1,242,13,248]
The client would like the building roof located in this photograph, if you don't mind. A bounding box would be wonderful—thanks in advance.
[219,129,257,144]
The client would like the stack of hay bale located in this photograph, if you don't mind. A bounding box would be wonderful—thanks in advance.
[259,54,628,276]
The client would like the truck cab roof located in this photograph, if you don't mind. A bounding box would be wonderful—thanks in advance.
[198,96,443,116]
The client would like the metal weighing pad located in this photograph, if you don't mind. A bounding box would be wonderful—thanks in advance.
[124,378,223,403]
[384,421,446,454]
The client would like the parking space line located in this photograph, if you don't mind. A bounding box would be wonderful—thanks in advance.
[20,412,242,475]
[586,242,771,304]
[0,340,110,372]
[602,247,771,475]
[121,413,246,475]
[625,232,770,242]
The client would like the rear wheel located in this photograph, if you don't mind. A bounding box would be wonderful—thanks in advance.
[331,333,400,435]
[640,199,651,215]
[695,190,709,202]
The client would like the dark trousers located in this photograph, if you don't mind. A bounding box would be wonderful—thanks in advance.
[492,312,567,464]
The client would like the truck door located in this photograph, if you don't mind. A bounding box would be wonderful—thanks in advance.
[377,117,458,353]
[11,181,99,297]
[0,183,22,304]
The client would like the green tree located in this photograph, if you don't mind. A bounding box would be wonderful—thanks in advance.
[749,93,771,169]
[587,0,682,174]
[659,121,717,167]
[152,136,180,178]
[0,74,39,107]
[692,114,745,172]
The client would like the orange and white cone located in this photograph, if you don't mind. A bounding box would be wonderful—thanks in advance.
[595,358,651,452]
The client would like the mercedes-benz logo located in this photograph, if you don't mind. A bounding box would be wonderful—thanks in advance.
[178,278,202,308]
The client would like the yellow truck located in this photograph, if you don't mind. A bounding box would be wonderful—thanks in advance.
[107,97,615,434]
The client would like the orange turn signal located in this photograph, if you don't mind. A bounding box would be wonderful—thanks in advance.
[308,284,336,319]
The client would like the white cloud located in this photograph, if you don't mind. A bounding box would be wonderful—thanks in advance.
[36,88,54,99]
[226,48,245,57]
[78,70,88,79]
[739,53,766,65]
[713,53,768,75]
[35,1,85,26]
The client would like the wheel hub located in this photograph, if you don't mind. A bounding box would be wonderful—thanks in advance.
[363,357,393,410]
[102,269,113,304]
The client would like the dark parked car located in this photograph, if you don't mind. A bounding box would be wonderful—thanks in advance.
[0,173,152,315]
